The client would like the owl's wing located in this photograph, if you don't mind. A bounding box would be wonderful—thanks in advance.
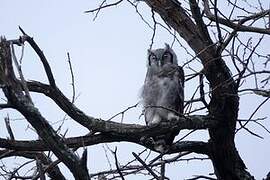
[161,66,184,147]
[177,66,185,114]
[177,65,184,87]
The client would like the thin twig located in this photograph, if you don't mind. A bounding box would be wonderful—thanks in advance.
[160,160,165,180]
[18,26,56,88]
[4,115,15,140]
[203,0,270,35]
[150,9,157,50]
[107,103,139,121]
[10,42,33,103]
[36,157,46,180]
[67,52,76,103]
[113,147,125,180]
[132,152,160,180]
[186,175,217,180]
[84,0,123,14]
[126,0,153,30]
[236,97,270,133]
[214,0,224,54]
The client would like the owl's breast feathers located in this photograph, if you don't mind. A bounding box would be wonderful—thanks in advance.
[157,65,183,82]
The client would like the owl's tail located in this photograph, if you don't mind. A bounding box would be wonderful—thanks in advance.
[153,130,180,153]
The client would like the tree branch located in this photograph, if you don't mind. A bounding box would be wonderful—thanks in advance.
[4,115,15,140]
[203,0,270,35]
[25,81,217,133]
[0,135,210,156]
[18,27,56,88]
[140,0,253,179]
[0,38,89,180]
[0,150,66,180]
[132,152,160,180]
[189,0,212,45]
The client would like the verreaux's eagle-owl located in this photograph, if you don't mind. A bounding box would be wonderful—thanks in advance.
[141,43,184,152]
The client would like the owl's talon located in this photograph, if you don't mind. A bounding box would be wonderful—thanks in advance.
[140,136,155,146]
[154,139,169,153]
[148,122,160,128]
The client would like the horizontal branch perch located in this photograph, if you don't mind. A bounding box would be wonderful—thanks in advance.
[0,134,209,155]
[26,81,218,133]
[170,141,209,155]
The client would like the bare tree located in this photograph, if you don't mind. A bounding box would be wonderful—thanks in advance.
[0,0,270,179]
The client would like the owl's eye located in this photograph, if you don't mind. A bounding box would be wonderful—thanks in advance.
[148,54,158,66]
[162,51,173,64]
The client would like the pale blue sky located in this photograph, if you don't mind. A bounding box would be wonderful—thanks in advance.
[0,1,269,179]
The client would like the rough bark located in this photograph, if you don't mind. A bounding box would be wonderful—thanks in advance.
[0,36,216,179]
[141,0,254,179]
[1,0,268,178]
[0,38,90,180]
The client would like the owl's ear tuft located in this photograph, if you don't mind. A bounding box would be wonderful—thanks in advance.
[164,43,171,50]
[164,43,178,65]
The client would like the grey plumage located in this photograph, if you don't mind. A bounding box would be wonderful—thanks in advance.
[141,44,184,152]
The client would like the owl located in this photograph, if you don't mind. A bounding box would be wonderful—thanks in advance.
[141,43,184,152]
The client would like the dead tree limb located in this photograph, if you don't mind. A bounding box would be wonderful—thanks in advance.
[0,38,90,180]
[140,0,254,179]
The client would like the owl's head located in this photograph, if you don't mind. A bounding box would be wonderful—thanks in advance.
[147,43,178,68]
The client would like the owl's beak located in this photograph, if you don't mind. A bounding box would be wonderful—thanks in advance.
[157,60,161,67]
